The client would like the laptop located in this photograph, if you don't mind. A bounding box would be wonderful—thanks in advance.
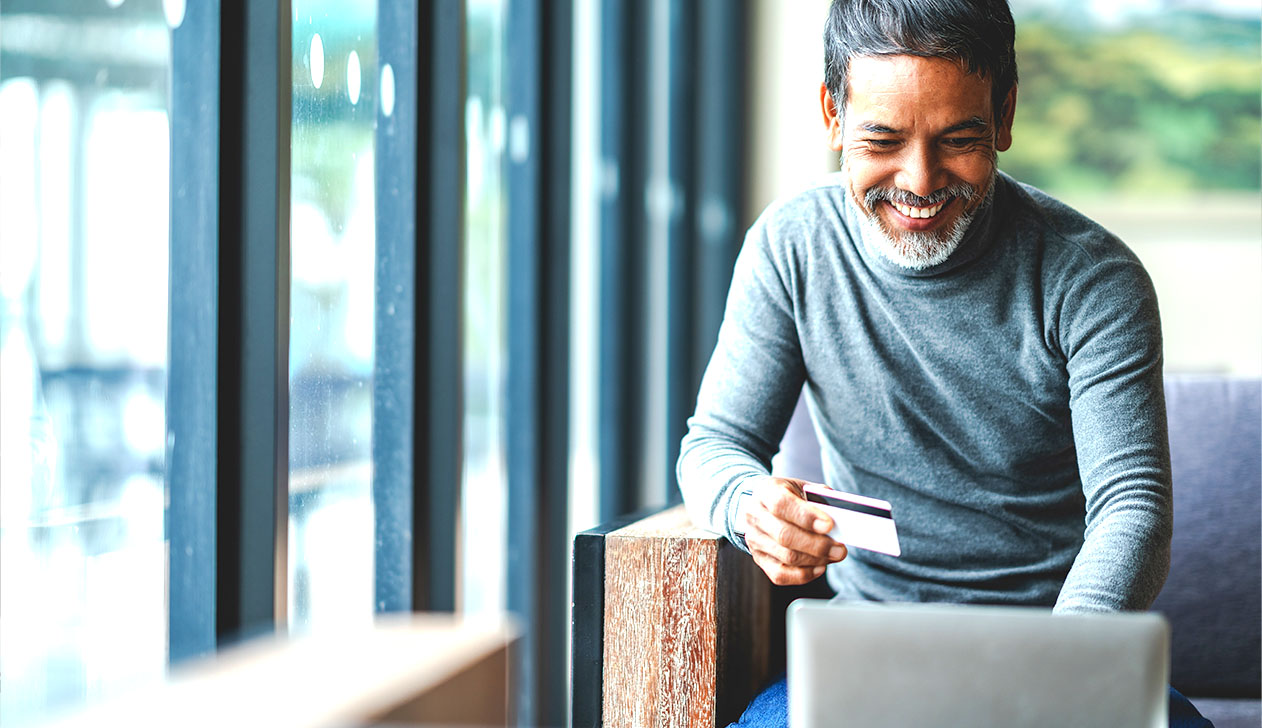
[787,599,1169,728]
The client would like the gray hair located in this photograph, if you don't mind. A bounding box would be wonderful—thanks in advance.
[823,0,1018,121]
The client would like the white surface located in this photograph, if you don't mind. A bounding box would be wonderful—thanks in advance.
[44,614,518,728]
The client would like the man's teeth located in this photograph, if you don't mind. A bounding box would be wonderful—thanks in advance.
[892,200,945,219]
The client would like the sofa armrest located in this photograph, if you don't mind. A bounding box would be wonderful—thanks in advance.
[572,504,774,727]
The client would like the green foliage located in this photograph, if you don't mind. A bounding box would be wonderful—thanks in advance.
[999,13,1261,195]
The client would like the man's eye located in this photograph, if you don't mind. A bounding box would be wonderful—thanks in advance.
[944,137,986,148]
[866,139,899,148]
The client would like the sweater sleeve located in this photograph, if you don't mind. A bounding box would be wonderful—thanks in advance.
[1053,255,1172,613]
[676,213,808,551]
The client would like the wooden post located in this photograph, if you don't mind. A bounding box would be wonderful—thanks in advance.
[602,505,772,727]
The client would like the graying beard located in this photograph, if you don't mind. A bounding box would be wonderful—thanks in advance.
[863,208,973,269]
[852,170,996,270]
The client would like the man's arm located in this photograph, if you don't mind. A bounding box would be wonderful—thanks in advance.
[1054,255,1172,613]
[676,212,845,584]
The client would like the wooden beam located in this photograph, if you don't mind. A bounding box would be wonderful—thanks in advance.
[602,505,772,727]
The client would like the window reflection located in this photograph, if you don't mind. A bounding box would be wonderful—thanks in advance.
[461,0,509,616]
[0,4,171,724]
[288,0,378,633]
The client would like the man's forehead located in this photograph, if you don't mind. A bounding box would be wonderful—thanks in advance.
[844,54,995,124]
[847,54,988,87]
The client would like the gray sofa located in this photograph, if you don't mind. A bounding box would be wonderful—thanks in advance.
[1151,376,1261,726]
[774,374,1261,727]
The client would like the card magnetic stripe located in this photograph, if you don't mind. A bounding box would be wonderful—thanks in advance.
[804,492,893,519]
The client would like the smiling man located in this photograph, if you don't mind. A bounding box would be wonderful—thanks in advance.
[676,0,1210,725]
[836,53,1011,269]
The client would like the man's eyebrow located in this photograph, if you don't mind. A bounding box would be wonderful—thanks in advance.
[857,118,991,135]
[942,117,990,134]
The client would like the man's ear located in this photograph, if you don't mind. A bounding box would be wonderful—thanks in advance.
[996,84,1017,152]
[820,83,845,151]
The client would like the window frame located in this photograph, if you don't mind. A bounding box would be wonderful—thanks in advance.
[169,0,294,654]
[170,0,471,648]
[372,0,465,615]
[167,0,223,662]
[504,1,573,723]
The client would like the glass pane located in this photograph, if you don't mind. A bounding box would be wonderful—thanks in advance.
[288,1,378,632]
[461,0,509,615]
[569,0,602,536]
[0,3,171,724]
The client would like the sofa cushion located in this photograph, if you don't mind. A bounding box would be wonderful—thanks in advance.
[1151,376,1261,698]
[1188,697,1262,728]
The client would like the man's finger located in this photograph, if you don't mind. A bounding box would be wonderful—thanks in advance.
[755,479,834,534]
[746,506,838,562]
[746,521,824,567]
[750,548,827,586]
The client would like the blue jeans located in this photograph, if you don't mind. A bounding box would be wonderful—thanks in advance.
[728,674,1213,728]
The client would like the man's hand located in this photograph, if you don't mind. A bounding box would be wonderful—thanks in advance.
[744,476,847,585]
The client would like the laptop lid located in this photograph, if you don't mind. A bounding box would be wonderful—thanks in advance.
[787,600,1169,728]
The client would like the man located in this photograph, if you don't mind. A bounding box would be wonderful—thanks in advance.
[676,0,1209,724]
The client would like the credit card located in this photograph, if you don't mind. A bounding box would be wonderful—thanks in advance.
[803,484,901,557]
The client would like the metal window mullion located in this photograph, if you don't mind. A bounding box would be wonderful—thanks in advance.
[506,0,543,721]
[663,0,699,505]
[506,0,572,724]
[215,0,291,644]
[372,1,418,615]
[413,0,465,613]
[663,1,749,509]
[597,0,649,523]
[693,0,748,371]
[168,0,221,664]
[539,14,573,719]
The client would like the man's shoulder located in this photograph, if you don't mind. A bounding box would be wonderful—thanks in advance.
[753,172,850,235]
[1001,173,1141,269]
[1000,174,1157,317]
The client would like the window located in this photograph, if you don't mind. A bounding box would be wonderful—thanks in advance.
[288,0,378,634]
[0,0,740,723]
[461,0,509,617]
[0,3,173,721]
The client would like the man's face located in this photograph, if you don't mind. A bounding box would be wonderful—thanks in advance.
[822,55,1015,268]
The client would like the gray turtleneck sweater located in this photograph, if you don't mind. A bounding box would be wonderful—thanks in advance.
[677,171,1171,613]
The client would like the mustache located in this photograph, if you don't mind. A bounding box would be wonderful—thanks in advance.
[864,182,981,210]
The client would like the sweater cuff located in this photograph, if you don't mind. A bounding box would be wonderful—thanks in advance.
[728,487,756,552]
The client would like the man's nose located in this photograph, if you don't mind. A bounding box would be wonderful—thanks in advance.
[894,144,944,199]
